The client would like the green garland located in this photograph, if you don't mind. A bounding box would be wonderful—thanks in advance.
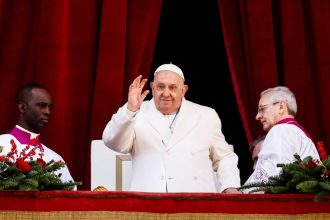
[0,138,82,191]
[240,154,330,201]
[0,159,82,190]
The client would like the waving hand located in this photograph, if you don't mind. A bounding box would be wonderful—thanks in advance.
[127,75,149,112]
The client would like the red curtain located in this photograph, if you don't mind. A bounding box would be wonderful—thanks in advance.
[0,0,162,189]
[218,0,330,151]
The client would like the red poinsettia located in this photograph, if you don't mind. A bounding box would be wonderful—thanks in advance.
[18,137,44,161]
[0,155,6,162]
[0,139,81,191]
[37,158,46,168]
[306,160,317,169]
[7,139,18,160]
[15,158,31,173]
[316,141,327,161]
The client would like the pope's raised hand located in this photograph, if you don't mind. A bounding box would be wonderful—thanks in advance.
[127,75,149,112]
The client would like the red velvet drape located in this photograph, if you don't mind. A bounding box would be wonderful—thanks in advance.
[218,0,330,151]
[0,0,162,189]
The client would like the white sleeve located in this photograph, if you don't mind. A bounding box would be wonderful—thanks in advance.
[244,125,305,188]
[44,147,77,190]
[209,109,241,191]
[58,165,76,187]
[102,103,137,154]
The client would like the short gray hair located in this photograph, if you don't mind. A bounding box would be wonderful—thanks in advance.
[261,86,297,116]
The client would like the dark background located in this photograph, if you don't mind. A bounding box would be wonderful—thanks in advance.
[150,0,252,183]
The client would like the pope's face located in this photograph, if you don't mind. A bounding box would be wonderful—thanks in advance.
[150,71,188,115]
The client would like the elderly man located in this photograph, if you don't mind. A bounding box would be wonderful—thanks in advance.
[103,63,241,193]
[244,86,319,187]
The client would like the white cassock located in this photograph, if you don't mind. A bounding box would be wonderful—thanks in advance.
[243,120,320,192]
[0,125,75,186]
[102,98,241,193]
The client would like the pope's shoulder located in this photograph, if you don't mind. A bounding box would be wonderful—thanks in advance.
[184,99,214,111]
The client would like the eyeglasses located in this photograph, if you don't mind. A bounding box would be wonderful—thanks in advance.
[257,102,279,114]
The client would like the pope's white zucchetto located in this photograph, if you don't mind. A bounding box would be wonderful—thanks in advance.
[154,63,185,81]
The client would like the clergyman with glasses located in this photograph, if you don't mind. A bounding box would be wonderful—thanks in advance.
[102,63,241,193]
[243,86,320,191]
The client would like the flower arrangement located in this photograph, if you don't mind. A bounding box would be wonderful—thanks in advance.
[240,142,330,201]
[0,138,82,190]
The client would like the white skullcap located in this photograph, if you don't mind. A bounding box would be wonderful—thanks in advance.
[154,63,185,81]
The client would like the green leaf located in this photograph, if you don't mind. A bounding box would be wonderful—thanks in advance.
[302,156,313,164]
[287,163,312,175]
[291,171,316,181]
[269,186,289,194]
[293,154,302,161]
[296,180,319,193]
[22,178,39,187]
[324,159,330,170]
[0,180,19,189]
[319,182,330,191]
[18,184,33,191]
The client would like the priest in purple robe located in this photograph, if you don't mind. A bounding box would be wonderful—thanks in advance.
[243,86,320,190]
[0,83,75,185]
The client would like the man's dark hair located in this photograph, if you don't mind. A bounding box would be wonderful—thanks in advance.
[17,83,49,103]
[249,135,266,152]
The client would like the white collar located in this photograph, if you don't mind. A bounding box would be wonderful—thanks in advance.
[15,125,40,139]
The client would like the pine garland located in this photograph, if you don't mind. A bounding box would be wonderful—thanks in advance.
[0,159,82,190]
[0,139,82,191]
[240,154,330,201]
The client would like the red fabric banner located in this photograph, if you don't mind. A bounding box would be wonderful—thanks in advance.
[0,191,329,214]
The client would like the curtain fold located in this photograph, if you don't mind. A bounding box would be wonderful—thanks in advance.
[218,0,330,150]
[89,0,162,188]
[0,0,163,189]
[218,0,279,143]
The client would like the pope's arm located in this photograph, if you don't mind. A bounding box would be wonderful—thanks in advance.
[103,75,148,153]
[102,103,136,154]
[208,109,241,192]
